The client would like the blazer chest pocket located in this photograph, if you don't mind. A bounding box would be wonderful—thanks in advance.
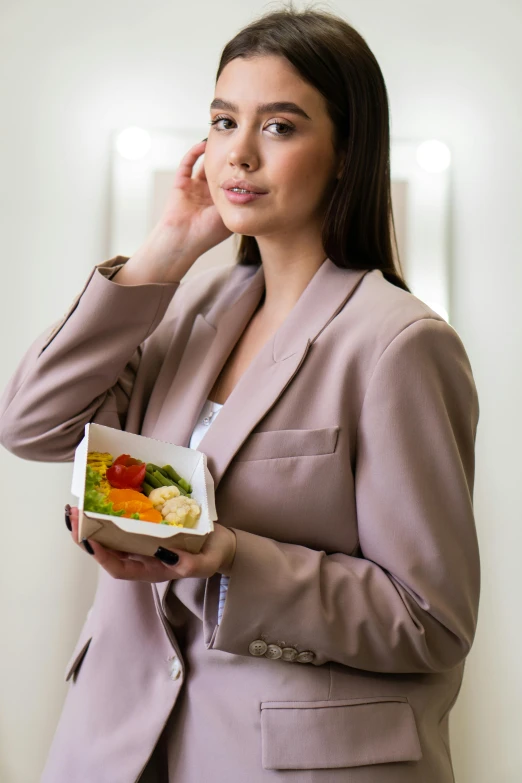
[235,426,339,462]
[260,697,422,770]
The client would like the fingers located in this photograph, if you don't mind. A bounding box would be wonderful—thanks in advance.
[176,139,207,181]
[65,506,226,581]
[66,506,182,582]
[85,537,137,576]
[193,150,209,182]
[90,541,180,582]
[68,506,81,545]
[68,506,129,561]
[193,161,208,182]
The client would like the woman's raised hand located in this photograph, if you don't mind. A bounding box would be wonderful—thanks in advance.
[158,139,233,254]
[64,504,236,582]
[116,139,233,285]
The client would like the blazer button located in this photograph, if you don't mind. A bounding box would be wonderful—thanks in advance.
[296,651,315,663]
[265,644,283,660]
[168,655,182,680]
[249,640,268,656]
[281,647,298,661]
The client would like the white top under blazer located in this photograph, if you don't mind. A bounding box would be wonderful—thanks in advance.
[169,398,228,624]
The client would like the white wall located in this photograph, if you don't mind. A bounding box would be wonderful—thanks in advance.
[1,1,520,780]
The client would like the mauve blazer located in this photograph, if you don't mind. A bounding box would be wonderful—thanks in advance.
[0,254,480,783]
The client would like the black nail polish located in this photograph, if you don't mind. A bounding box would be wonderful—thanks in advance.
[154,547,179,566]
[65,508,72,531]
[82,538,95,555]
[201,137,208,142]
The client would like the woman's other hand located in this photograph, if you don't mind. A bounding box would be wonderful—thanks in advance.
[64,505,237,582]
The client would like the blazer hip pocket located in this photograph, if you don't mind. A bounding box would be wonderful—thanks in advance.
[260,696,422,770]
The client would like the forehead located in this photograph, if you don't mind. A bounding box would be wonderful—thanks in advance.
[214,54,323,112]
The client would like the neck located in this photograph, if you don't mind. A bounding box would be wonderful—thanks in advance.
[255,231,328,319]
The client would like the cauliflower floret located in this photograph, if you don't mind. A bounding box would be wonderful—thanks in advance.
[161,496,201,528]
[148,485,180,509]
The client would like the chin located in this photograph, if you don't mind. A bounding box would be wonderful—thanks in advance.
[227,220,271,238]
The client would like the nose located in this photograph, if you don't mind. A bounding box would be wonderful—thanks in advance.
[226,133,259,171]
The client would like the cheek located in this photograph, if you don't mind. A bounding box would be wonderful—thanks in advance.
[276,147,335,208]
[203,151,222,193]
[278,139,333,183]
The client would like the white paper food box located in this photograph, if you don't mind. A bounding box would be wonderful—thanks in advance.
[71,423,217,556]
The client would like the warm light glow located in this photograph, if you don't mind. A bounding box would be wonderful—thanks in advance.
[416,140,451,173]
[116,127,152,160]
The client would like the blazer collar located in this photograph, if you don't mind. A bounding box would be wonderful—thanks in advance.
[151,258,369,482]
[154,258,369,609]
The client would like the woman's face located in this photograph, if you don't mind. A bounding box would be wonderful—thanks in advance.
[204,54,344,240]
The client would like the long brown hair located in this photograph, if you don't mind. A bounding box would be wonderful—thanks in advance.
[215,1,410,292]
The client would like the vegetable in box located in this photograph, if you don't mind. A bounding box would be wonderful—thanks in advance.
[84,451,202,528]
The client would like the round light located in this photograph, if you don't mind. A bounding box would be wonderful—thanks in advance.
[416,140,451,173]
[116,126,152,161]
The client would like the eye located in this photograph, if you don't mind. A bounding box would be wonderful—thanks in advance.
[209,115,235,131]
[209,115,295,137]
[267,120,294,137]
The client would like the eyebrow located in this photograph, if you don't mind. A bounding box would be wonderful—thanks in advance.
[210,98,312,121]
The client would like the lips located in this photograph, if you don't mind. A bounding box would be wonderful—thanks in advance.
[221,179,268,194]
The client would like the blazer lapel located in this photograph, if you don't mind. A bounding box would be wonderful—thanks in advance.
[156,258,369,610]
[150,263,266,450]
[195,260,369,487]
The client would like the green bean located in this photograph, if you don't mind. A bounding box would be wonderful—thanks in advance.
[162,464,182,483]
[141,481,154,497]
[169,479,189,497]
[145,471,162,489]
[163,465,192,494]
[151,470,188,497]
[152,470,174,487]
[146,463,167,477]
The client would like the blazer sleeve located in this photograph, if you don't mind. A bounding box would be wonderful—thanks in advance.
[0,256,179,461]
[203,317,481,675]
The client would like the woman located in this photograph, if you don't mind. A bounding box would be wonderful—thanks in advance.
[0,5,480,782]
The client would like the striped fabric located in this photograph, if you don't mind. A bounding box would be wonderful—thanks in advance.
[218,576,230,625]
[188,398,229,626]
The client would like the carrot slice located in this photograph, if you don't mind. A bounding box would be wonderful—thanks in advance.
[107,488,150,505]
[107,488,163,521]
[137,508,163,523]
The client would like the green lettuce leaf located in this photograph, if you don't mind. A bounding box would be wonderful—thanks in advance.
[84,466,125,516]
